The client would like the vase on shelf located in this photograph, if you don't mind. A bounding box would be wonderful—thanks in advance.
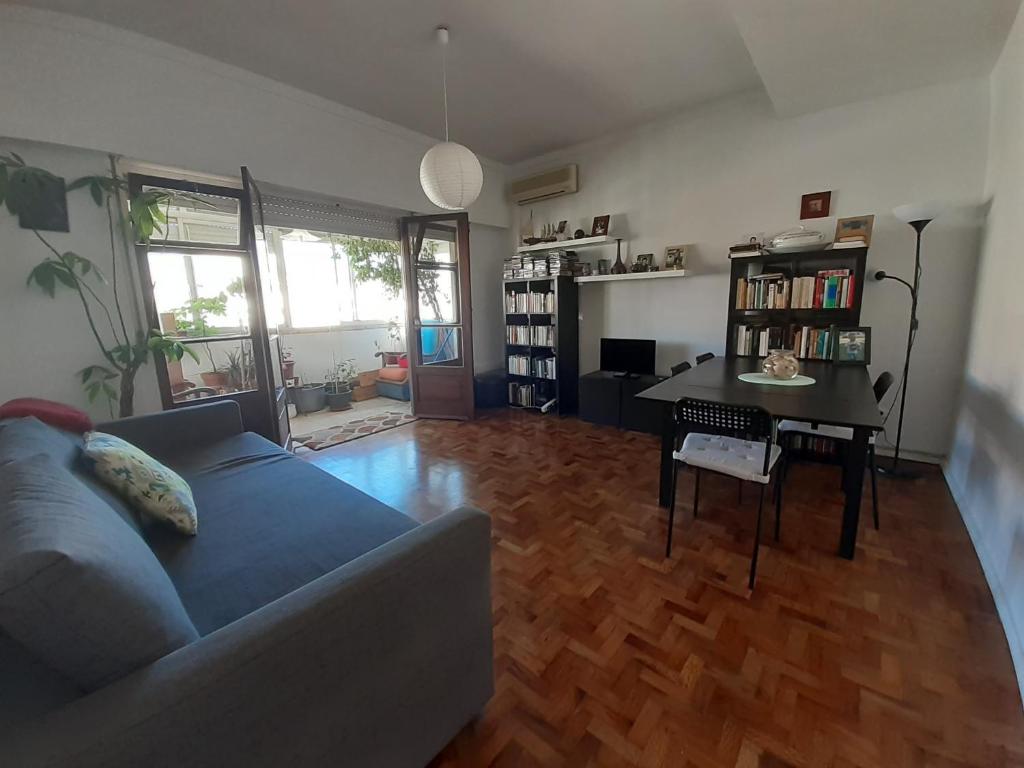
[610,238,627,275]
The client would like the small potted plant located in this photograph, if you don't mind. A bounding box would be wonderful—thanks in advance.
[292,381,326,414]
[324,356,357,411]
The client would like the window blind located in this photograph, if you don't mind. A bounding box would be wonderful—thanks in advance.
[256,184,402,241]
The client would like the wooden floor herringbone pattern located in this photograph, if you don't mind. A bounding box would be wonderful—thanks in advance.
[306,410,1024,768]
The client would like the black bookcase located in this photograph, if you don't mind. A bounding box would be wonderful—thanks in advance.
[726,247,868,358]
[503,275,579,414]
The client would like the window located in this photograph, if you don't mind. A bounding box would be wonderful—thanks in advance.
[264,227,405,330]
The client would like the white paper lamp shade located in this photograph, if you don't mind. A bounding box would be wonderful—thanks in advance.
[420,141,483,210]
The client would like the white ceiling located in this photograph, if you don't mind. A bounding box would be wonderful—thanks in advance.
[728,0,1022,117]
[9,0,1022,163]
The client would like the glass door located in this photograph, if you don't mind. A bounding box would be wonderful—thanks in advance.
[132,173,280,443]
[400,213,474,420]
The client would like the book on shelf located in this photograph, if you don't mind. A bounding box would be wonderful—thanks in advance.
[728,241,764,259]
[530,325,554,347]
[505,290,555,313]
[736,268,855,311]
[829,238,867,250]
[506,325,530,345]
[503,250,582,279]
[507,354,530,376]
[733,324,835,360]
[532,356,557,380]
[508,382,535,407]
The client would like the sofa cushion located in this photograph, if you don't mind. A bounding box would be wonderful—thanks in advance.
[0,456,198,691]
[147,432,418,635]
[0,417,144,536]
[0,398,93,434]
[84,431,198,535]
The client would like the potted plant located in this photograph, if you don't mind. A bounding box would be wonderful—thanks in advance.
[324,357,357,411]
[292,382,326,414]
[173,294,229,387]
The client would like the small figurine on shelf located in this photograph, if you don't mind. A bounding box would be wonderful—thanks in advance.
[574,228,586,239]
[611,238,627,275]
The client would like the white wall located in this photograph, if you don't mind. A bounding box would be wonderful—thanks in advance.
[946,4,1024,697]
[0,139,162,420]
[509,80,989,459]
[0,7,510,416]
[0,6,508,229]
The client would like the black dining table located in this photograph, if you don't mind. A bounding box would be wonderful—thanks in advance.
[636,357,884,560]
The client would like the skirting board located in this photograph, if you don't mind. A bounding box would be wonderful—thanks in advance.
[942,464,1024,704]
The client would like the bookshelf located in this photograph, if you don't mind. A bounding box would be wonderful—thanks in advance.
[503,275,579,413]
[725,247,868,359]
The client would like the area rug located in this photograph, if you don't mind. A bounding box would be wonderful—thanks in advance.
[294,411,418,451]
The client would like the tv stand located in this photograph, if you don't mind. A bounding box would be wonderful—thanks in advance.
[578,370,666,434]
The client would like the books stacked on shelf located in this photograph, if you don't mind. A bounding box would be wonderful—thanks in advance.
[507,325,530,345]
[736,273,789,309]
[547,251,583,277]
[729,240,764,259]
[792,326,833,360]
[507,354,530,376]
[530,325,554,347]
[503,250,581,279]
[733,324,835,359]
[830,236,868,250]
[508,382,535,407]
[735,269,856,310]
[505,290,555,313]
[791,269,855,309]
[532,356,557,380]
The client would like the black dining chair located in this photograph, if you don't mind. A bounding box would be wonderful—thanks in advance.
[667,397,783,589]
[695,352,715,365]
[670,361,692,376]
[777,370,894,530]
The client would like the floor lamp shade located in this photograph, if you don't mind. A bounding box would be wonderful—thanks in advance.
[420,141,483,210]
[893,201,946,224]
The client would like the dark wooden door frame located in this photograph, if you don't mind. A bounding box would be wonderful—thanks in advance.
[129,172,279,442]
[400,212,475,420]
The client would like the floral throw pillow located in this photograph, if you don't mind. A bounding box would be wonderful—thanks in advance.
[83,432,198,535]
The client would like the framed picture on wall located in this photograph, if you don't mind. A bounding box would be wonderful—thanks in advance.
[800,191,832,220]
[831,326,871,365]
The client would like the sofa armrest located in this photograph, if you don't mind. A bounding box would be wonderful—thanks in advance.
[95,401,244,461]
[8,507,494,768]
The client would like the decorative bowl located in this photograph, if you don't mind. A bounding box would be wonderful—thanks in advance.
[762,349,800,380]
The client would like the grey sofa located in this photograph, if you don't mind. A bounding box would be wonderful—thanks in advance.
[0,401,493,767]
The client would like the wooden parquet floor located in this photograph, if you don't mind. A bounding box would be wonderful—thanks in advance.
[305,410,1024,768]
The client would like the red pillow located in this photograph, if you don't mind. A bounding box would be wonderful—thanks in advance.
[0,398,94,434]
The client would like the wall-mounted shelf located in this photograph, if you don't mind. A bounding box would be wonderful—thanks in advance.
[575,269,691,284]
[516,235,616,254]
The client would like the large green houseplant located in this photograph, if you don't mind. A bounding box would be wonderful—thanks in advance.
[0,151,197,417]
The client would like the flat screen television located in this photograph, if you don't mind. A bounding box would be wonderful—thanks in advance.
[600,338,656,377]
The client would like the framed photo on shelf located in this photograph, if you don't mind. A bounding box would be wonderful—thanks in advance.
[831,326,871,365]
[834,214,874,246]
[591,215,610,237]
[664,244,687,270]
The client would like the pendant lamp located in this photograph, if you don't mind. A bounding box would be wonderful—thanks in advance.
[419,26,483,211]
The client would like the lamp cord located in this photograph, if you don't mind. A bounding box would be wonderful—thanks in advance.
[441,38,449,142]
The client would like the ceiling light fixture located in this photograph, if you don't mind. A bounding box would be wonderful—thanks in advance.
[419,26,483,211]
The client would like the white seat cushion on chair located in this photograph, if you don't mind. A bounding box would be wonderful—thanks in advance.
[778,419,876,444]
[673,433,781,484]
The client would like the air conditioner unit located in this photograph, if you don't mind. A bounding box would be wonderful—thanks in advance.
[507,164,578,205]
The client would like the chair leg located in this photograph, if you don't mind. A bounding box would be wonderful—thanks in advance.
[693,466,701,518]
[749,484,765,590]
[666,462,681,557]
[774,469,783,542]
[869,443,879,530]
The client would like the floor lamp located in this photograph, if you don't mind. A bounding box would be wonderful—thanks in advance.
[874,202,945,478]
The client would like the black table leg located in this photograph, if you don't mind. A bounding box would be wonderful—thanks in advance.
[839,426,869,559]
[658,407,675,508]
